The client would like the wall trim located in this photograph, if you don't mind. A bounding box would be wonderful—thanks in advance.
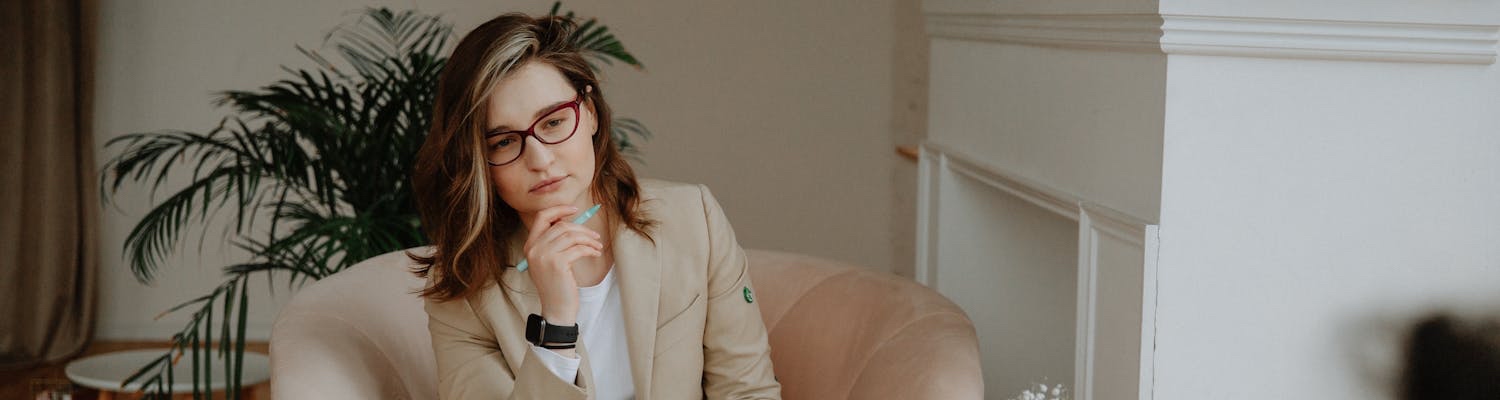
[914,145,943,287]
[920,141,1151,238]
[924,12,1500,64]
[917,140,1157,400]
[925,13,1164,52]
[1160,14,1500,65]
[1075,212,1100,400]
[1140,225,1160,400]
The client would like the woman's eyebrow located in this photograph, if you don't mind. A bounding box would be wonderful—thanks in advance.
[488,98,572,133]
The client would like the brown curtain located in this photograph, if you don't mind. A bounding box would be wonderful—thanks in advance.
[0,0,98,369]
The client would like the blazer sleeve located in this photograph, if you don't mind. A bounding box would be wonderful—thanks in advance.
[425,294,590,400]
[698,184,783,399]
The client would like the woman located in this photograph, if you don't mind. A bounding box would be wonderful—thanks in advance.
[407,11,781,400]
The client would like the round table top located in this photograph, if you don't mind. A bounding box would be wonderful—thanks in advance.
[64,349,270,393]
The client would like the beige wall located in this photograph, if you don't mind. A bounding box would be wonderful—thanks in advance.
[93,0,922,339]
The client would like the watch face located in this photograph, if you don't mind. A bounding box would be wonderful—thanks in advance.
[526,314,545,344]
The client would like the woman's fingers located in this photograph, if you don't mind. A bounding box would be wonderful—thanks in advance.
[536,227,603,261]
[535,242,603,273]
[538,221,601,242]
[557,244,603,265]
[526,205,582,243]
[535,223,602,251]
[528,221,602,270]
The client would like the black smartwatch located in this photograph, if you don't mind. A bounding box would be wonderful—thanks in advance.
[525,314,579,349]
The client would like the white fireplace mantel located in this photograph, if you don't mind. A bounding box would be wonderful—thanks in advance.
[919,2,1500,400]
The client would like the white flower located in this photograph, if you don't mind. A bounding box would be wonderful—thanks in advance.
[1009,381,1070,400]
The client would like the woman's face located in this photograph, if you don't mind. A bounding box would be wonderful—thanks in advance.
[483,61,598,219]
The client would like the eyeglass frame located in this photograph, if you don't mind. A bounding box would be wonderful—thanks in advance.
[483,91,587,166]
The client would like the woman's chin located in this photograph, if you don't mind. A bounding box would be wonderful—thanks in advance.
[528,188,582,207]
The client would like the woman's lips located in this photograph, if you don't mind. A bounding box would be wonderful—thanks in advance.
[530,176,566,193]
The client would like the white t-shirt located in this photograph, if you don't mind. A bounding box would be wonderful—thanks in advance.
[531,264,636,399]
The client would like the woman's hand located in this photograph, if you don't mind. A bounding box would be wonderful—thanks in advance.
[523,204,604,327]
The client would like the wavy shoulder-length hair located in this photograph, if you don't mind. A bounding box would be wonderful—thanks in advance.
[409,12,655,302]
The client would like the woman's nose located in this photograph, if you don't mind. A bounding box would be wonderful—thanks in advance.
[522,135,554,169]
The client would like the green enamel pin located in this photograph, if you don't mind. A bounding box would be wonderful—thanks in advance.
[743,286,754,303]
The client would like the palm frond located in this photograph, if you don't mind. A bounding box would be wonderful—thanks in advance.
[612,117,653,164]
[548,1,643,70]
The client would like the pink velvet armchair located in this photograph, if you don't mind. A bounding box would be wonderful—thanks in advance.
[269,248,982,399]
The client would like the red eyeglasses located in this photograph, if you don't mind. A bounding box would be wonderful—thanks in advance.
[484,92,585,166]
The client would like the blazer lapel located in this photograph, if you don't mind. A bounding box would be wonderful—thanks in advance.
[494,220,662,398]
[492,233,570,383]
[612,221,661,399]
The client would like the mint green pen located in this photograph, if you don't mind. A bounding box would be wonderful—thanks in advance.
[516,203,602,272]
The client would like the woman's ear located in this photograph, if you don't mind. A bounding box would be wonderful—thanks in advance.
[585,84,597,136]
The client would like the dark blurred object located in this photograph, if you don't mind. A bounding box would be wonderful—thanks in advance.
[1401,313,1500,400]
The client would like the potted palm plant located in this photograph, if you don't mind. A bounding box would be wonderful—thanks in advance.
[99,4,649,398]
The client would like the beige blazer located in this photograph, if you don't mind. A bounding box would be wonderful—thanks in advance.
[423,179,782,399]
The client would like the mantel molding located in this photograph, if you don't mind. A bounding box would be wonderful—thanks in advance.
[925,12,1500,64]
[1160,14,1500,65]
